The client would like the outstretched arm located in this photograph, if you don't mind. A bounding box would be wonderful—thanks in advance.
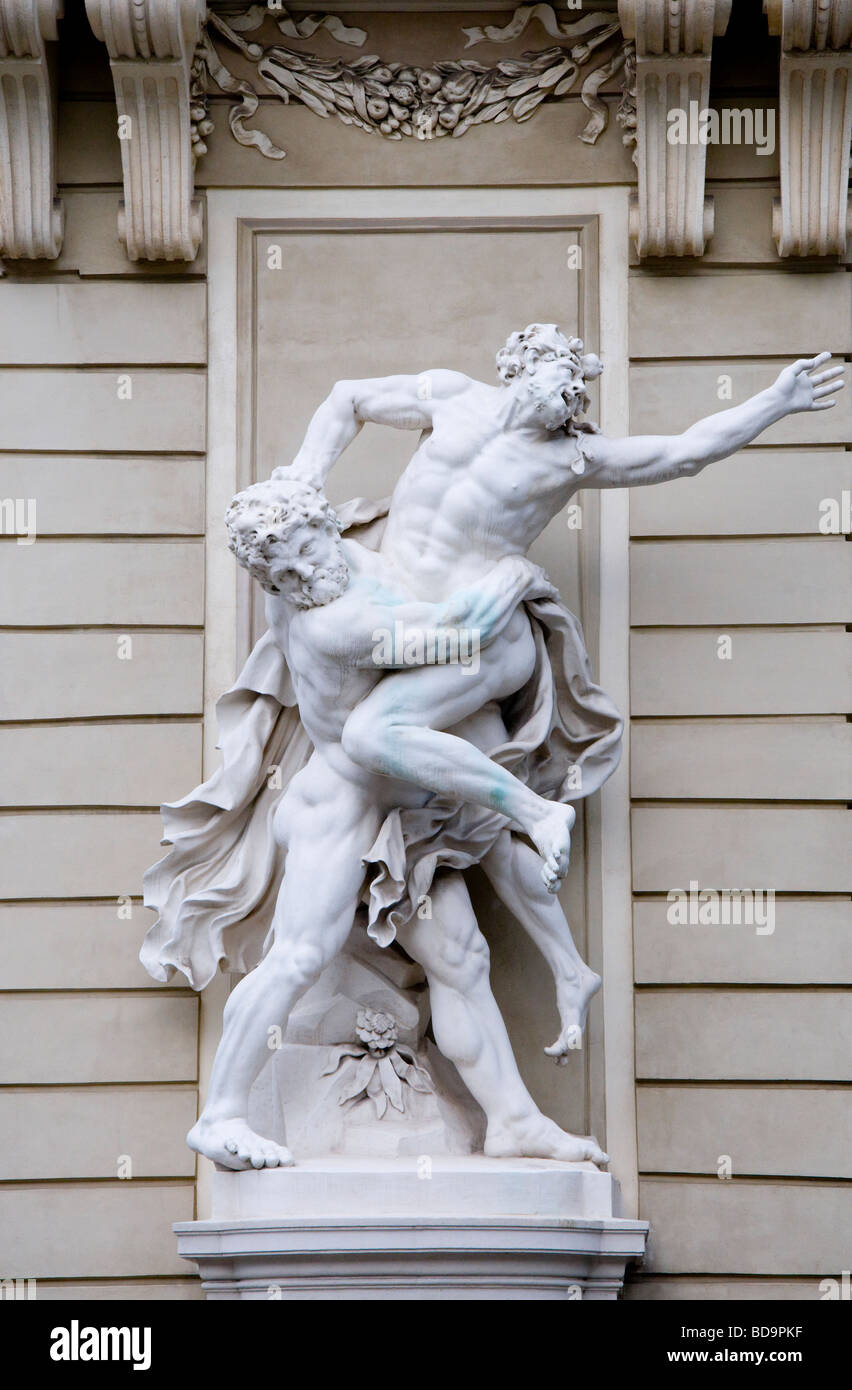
[581,353,845,488]
[274,370,470,490]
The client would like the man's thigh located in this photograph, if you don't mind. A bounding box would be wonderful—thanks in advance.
[448,701,510,754]
[397,870,488,977]
[273,771,380,931]
[362,605,537,733]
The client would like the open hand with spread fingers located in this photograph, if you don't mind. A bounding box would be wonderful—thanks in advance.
[771,352,846,414]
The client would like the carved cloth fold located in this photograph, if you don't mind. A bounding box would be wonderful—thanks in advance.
[141,496,622,989]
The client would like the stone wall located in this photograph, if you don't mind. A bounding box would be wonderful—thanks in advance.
[0,3,205,1300]
[1,0,848,1300]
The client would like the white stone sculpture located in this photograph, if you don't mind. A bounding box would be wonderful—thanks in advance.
[143,326,843,1175]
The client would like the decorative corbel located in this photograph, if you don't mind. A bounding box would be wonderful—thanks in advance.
[764,0,852,256]
[84,0,205,261]
[0,0,64,259]
[618,0,732,257]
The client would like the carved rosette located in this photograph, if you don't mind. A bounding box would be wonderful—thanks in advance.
[619,0,732,257]
[765,0,852,256]
[85,0,205,261]
[0,0,64,259]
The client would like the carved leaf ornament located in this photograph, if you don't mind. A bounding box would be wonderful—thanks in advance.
[322,1008,435,1120]
[193,2,637,159]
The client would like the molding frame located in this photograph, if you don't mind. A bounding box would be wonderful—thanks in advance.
[0,0,64,259]
[618,0,732,257]
[202,185,636,1222]
[764,0,852,257]
[84,0,205,261]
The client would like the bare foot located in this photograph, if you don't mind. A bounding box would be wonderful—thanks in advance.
[484,1112,608,1165]
[529,801,576,893]
[544,967,602,1063]
[187,1116,294,1171]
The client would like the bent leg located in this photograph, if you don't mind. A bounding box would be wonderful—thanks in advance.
[397,872,607,1165]
[482,830,601,1061]
[342,610,575,889]
[189,767,381,1169]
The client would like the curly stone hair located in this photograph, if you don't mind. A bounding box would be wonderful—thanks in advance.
[225,476,342,595]
[496,323,603,430]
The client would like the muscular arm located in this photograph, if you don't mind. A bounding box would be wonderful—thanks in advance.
[334,556,554,669]
[277,370,470,489]
[581,353,845,488]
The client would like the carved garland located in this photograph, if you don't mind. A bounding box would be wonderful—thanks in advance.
[192,4,638,160]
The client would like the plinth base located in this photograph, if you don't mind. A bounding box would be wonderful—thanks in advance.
[175,1157,648,1300]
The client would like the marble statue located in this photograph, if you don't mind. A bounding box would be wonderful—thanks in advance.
[142,327,843,1171]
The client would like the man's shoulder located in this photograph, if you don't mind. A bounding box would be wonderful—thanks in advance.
[421,368,475,400]
[299,580,373,645]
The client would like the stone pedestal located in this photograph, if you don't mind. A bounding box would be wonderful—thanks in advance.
[175,1157,648,1300]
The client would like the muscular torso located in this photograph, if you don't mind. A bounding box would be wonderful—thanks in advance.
[268,574,380,751]
[267,553,425,805]
[380,382,583,598]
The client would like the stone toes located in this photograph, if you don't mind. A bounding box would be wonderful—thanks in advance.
[585,1139,608,1165]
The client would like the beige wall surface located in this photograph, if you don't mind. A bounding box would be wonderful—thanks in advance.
[625,253,851,1301]
[0,3,206,1297]
[2,1,848,1303]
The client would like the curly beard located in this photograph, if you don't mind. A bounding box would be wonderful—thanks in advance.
[291,562,350,609]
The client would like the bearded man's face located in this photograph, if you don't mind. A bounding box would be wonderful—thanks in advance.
[269,520,350,608]
[522,349,584,431]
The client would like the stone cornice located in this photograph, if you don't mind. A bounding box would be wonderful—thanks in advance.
[618,0,732,256]
[764,0,852,256]
[85,0,206,261]
[0,0,64,259]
